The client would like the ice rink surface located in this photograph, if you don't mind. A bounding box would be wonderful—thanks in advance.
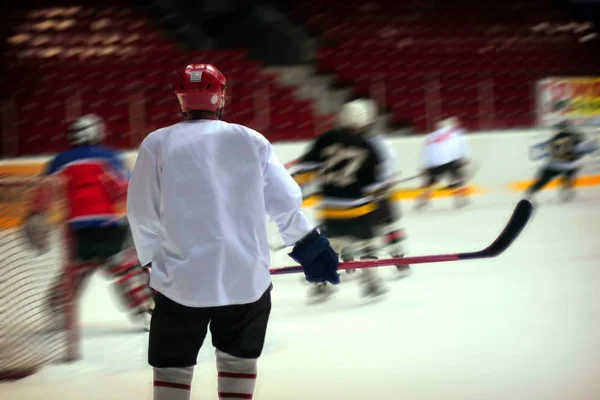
[1,188,599,400]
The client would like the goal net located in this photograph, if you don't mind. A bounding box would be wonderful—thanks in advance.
[0,176,77,380]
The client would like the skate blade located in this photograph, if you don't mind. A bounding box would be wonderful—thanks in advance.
[361,290,388,304]
[307,295,332,305]
[360,283,389,300]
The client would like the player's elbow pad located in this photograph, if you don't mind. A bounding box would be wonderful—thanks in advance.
[288,230,340,285]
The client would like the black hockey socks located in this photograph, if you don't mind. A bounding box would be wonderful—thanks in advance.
[153,366,194,400]
[526,167,561,197]
[216,350,258,399]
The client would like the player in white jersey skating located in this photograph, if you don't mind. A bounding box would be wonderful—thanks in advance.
[127,64,339,400]
[415,117,472,210]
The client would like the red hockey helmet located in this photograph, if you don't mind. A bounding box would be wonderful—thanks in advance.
[174,64,227,114]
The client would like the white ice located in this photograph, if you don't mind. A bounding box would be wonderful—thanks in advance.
[1,188,599,400]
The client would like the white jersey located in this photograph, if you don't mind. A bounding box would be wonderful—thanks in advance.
[127,119,314,307]
[421,127,470,169]
[368,134,399,184]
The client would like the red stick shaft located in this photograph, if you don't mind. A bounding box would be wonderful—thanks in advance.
[270,254,460,275]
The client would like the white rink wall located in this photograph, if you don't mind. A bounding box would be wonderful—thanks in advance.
[2,129,600,192]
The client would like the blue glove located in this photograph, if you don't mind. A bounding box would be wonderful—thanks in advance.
[288,229,340,285]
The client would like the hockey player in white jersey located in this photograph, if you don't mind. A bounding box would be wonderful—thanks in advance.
[127,64,339,400]
[415,117,471,210]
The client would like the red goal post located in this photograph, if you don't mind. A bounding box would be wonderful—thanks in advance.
[0,176,78,380]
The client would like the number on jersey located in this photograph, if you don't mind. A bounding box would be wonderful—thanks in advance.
[321,144,368,186]
[551,137,573,161]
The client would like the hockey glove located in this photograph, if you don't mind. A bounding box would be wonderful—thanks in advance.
[288,229,340,285]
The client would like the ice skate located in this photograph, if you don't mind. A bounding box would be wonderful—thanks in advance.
[361,279,388,298]
[308,283,336,303]
[390,254,411,277]
[359,268,388,298]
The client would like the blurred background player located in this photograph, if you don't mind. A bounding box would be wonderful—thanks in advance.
[358,99,410,276]
[25,114,155,331]
[524,120,597,202]
[127,64,338,400]
[415,117,472,210]
[290,98,406,300]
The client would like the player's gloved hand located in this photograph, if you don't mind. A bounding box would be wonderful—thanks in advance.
[288,229,340,285]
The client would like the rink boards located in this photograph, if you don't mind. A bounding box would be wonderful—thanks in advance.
[1,128,599,199]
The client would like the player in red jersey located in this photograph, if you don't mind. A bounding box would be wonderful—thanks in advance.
[25,114,154,330]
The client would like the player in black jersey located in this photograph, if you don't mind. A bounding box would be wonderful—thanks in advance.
[361,100,410,274]
[290,99,409,299]
[524,120,595,202]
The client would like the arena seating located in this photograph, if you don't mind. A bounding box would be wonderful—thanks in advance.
[3,2,599,155]
[293,0,600,132]
[1,5,325,155]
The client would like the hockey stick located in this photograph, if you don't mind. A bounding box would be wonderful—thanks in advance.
[394,172,425,184]
[393,159,480,190]
[271,161,481,251]
[270,199,534,275]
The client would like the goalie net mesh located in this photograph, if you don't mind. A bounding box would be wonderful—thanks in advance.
[0,176,77,380]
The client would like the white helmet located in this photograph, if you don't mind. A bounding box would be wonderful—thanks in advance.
[337,99,376,131]
[360,98,378,120]
[67,114,105,145]
[436,116,459,131]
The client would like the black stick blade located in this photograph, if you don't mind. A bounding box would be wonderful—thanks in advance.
[461,199,535,260]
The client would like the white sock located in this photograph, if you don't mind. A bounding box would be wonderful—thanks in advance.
[216,350,257,399]
[153,367,193,400]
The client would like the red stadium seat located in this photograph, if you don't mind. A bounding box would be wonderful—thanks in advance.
[4,5,322,154]
[291,0,599,131]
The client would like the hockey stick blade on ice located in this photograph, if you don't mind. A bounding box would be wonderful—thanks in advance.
[270,199,534,275]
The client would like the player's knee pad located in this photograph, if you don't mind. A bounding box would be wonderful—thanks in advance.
[355,238,379,260]
[340,246,354,262]
[107,247,154,312]
[106,246,139,276]
[114,268,154,312]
